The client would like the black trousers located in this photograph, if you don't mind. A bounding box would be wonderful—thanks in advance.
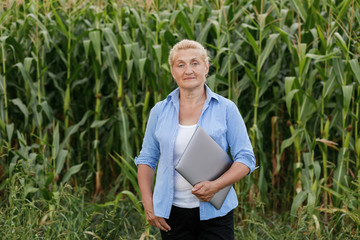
[160,206,234,240]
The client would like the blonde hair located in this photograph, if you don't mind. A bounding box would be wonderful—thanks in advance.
[168,39,209,67]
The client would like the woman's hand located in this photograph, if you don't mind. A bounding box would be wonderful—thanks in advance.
[192,181,219,202]
[192,162,250,202]
[145,207,171,232]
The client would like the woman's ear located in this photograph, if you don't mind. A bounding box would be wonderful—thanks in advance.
[205,62,209,75]
[170,66,174,78]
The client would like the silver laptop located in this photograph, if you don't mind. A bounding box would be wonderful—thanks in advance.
[175,126,232,210]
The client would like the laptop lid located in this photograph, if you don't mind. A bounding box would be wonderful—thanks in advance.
[175,126,232,210]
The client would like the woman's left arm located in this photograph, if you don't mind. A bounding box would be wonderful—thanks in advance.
[192,162,249,202]
[192,100,255,202]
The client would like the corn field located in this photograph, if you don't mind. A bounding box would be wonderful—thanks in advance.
[0,0,360,239]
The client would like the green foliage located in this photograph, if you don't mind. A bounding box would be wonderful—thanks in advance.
[1,0,360,238]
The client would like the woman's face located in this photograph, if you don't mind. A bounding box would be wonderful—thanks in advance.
[171,48,209,91]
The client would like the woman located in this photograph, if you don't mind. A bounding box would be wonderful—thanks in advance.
[135,40,256,239]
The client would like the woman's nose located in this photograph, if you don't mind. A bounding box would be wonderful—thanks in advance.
[185,65,193,74]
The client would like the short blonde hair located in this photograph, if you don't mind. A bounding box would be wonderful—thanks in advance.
[168,39,209,67]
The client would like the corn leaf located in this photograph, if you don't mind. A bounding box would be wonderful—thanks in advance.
[61,163,84,184]
[105,47,119,85]
[55,149,68,175]
[334,32,349,55]
[138,58,147,80]
[197,21,212,44]
[52,123,60,161]
[337,0,353,20]
[15,61,36,95]
[11,98,29,127]
[333,58,345,84]
[349,59,360,84]
[286,90,299,116]
[90,119,110,128]
[277,128,304,173]
[342,85,353,113]
[291,191,308,221]
[324,73,337,99]
[242,25,259,55]
[130,8,144,34]
[104,27,121,60]
[290,0,307,21]
[334,148,347,194]
[61,111,92,148]
[6,123,14,144]
[153,44,162,66]
[126,59,133,80]
[176,11,194,39]
[41,101,53,121]
[118,106,132,161]
[245,67,258,88]
[306,51,340,63]
[263,57,281,82]
[89,30,102,65]
[51,2,69,37]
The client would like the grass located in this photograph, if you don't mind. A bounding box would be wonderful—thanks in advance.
[1,187,359,240]
[0,185,150,239]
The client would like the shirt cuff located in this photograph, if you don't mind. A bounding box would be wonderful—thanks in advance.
[134,156,157,170]
[234,156,256,175]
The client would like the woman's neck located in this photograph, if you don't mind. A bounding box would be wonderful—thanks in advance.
[179,85,206,106]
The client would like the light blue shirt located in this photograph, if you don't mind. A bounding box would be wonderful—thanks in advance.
[135,85,256,220]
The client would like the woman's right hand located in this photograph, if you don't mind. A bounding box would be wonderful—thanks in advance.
[145,208,171,232]
[138,164,171,232]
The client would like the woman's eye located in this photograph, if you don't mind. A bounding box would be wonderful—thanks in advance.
[192,62,198,66]
[178,64,184,67]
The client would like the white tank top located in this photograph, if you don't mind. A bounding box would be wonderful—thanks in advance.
[173,124,200,208]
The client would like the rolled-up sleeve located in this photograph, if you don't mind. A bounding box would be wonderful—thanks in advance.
[134,105,160,170]
[226,102,256,174]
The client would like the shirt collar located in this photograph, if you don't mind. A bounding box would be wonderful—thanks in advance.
[166,84,219,107]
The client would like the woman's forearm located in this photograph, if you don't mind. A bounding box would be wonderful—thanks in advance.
[138,164,155,210]
[192,162,250,202]
[137,164,171,232]
[212,162,250,192]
